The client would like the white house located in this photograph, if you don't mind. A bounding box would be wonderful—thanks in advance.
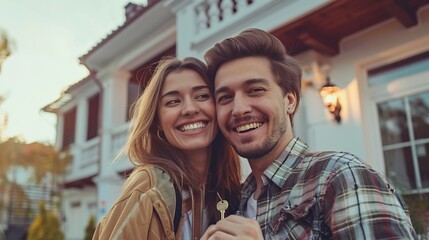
[43,0,429,238]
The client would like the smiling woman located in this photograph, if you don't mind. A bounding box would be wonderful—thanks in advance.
[158,68,217,152]
[92,56,241,240]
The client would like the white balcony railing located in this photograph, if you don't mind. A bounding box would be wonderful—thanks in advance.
[193,0,267,41]
[111,123,130,160]
[80,138,100,168]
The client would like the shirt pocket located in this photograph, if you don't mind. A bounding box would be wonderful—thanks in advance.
[268,193,317,237]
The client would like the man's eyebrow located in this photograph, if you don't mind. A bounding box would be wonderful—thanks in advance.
[245,78,270,86]
[214,86,228,96]
[215,78,269,96]
[161,85,209,99]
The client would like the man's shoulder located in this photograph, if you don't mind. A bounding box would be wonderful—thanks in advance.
[303,151,365,169]
[294,150,373,184]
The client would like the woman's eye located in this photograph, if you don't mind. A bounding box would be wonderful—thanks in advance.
[165,99,180,106]
[195,93,210,101]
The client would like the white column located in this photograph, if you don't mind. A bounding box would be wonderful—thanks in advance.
[174,0,202,58]
[56,114,64,150]
[94,70,130,221]
[71,100,88,173]
[75,99,88,147]
[110,70,130,127]
[98,70,130,176]
[94,175,123,222]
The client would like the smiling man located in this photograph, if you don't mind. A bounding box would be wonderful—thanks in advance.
[201,28,416,239]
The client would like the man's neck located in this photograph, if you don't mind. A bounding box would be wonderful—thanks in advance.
[249,135,294,199]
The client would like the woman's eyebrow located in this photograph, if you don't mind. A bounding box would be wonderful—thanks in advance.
[161,85,209,99]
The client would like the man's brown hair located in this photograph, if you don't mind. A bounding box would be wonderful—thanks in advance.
[204,28,302,121]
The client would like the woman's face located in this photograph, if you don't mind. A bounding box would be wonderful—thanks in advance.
[157,69,217,153]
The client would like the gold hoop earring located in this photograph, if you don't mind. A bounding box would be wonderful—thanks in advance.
[157,129,166,141]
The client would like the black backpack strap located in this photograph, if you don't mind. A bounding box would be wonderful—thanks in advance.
[173,184,182,234]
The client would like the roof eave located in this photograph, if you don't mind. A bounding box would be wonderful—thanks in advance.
[80,0,174,71]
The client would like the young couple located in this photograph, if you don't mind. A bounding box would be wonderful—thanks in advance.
[93,29,416,239]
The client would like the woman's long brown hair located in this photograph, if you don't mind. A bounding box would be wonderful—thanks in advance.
[122,56,241,223]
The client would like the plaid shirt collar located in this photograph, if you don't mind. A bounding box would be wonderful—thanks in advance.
[241,137,309,197]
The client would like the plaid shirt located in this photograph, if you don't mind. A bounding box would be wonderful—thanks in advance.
[239,138,417,239]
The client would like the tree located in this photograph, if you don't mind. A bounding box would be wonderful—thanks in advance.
[84,215,96,240]
[0,137,23,184]
[1,28,13,140]
[19,142,72,186]
[27,202,64,240]
[0,96,9,145]
[0,29,12,73]
[403,194,429,237]
[0,139,71,185]
[0,138,71,234]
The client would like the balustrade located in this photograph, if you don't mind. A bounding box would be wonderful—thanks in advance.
[194,0,257,34]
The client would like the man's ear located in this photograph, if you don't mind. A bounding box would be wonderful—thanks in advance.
[284,92,297,114]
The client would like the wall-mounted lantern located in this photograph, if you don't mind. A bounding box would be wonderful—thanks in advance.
[320,77,342,123]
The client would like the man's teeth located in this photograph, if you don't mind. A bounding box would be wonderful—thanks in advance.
[236,123,262,133]
[181,122,206,131]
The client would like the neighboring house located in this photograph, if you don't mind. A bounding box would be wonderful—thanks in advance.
[43,0,429,238]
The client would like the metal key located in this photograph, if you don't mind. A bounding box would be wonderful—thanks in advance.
[216,200,229,219]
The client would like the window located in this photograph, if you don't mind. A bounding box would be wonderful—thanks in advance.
[87,93,100,140]
[70,201,81,208]
[126,45,176,121]
[369,51,429,193]
[126,80,140,121]
[368,50,429,87]
[377,92,429,191]
[62,107,76,150]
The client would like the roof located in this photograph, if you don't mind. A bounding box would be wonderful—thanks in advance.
[79,0,160,64]
[41,76,93,113]
[62,174,96,189]
[272,0,429,56]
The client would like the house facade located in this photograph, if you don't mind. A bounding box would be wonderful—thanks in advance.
[43,0,429,238]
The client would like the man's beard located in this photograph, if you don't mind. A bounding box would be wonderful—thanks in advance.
[233,114,287,159]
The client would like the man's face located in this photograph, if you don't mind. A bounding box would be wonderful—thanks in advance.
[214,56,295,160]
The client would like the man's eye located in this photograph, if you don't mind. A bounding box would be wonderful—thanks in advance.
[217,95,232,104]
[249,88,265,94]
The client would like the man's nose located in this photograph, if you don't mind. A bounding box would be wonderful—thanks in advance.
[232,94,251,117]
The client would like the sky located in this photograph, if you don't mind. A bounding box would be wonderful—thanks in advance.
[0,0,136,144]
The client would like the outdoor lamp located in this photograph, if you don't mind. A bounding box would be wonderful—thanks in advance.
[320,77,342,123]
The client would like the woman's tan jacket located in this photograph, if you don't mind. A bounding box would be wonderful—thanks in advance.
[92,166,182,240]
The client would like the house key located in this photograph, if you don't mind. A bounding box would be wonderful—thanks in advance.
[216,193,229,219]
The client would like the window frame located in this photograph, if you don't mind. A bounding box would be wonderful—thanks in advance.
[358,36,429,194]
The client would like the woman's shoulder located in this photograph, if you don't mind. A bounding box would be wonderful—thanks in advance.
[120,165,174,196]
[94,166,175,240]
[123,166,161,190]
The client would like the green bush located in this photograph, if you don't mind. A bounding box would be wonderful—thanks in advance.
[403,194,429,236]
[84,215,96,240]
[27,202,63,240]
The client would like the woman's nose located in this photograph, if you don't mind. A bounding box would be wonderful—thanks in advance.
[181,98,199,116]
